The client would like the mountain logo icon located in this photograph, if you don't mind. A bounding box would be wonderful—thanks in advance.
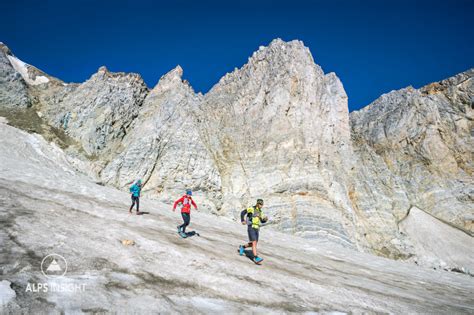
[41,254,68,278]
[46,259,62,272]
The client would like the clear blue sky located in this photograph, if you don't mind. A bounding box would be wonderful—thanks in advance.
[1,0,473,111]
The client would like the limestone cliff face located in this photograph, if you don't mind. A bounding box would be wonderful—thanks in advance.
[0,40,472,270]
[349,69,474,261]
[350,69,473,233]
[100,39,361,247]
[38,66,149,159]
[198,39,357,247]
[100,66,222,211]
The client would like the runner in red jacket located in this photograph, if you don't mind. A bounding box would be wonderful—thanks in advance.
[173,190,198,234]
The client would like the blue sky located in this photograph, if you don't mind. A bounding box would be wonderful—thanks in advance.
[1,0,473,111]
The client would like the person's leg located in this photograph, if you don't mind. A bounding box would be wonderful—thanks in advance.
[180,213,190,232]
[246,227,259,257]
[179,213,186,232]
[183,213,190,232]
[244,226,252,248]
[253,229,259,258]
[136,197,140,212]
[252,241,258,257]
[129,196,135,212]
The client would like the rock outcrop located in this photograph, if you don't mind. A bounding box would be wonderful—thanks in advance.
[351,70,473,226]
[0,43,32,108]
[198,39,357,247]
[37,66,149,159]
[349,69,474,262]
[101,66,222,211]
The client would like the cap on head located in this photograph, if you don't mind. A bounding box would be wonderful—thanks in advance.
[256,198,264,206]
[136,179,142,185]
[186,189,192,196]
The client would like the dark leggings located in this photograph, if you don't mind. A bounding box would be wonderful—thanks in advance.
[130,196,139,212]
[180,212,190,232]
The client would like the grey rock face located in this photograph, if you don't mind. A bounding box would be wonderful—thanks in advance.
[38,66,149,158]
[347,137,413,258]
[0,43,31,108]
[350,69,474,234]
[348,69,474,262]
[198,39,357,247]
[101,66,222,211]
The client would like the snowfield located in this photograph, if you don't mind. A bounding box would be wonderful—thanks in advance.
[0,121,473,313]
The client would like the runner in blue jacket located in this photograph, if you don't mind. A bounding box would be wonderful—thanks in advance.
[129,179,142,214]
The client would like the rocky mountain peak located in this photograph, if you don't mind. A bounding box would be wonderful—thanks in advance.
[1,48,52,87]
[213,39,322,92]
[90,65,145,84]
[252,38,311,61]
[98,65,108,73]
[150,65,186,93]
[0,42,12,55]
[154,65,184,83]
[421,68,473,98]
[166,64,184,79]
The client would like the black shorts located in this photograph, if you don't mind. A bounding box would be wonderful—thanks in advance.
[247,226,259,242]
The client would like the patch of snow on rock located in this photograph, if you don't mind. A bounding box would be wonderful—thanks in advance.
[0,280,16,305]
[7,55,50,85]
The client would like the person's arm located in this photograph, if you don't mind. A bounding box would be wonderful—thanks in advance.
[240,209,251,224]
[191,199,198,210]
[173,196,184,211]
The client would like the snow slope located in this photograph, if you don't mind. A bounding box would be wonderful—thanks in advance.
[0,121,473,313]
